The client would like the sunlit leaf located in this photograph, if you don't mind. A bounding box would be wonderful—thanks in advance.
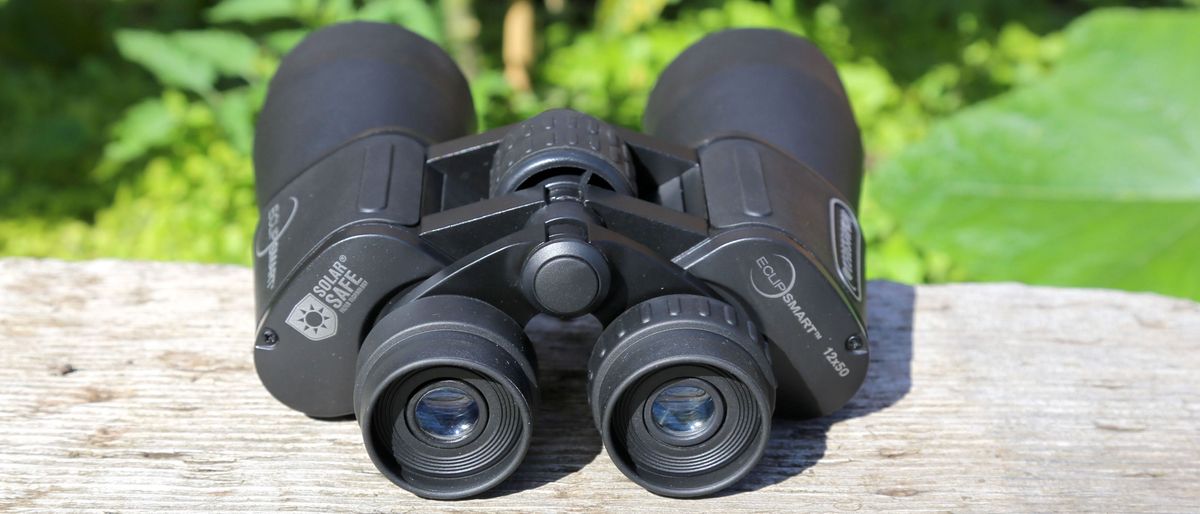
[99,97,180,173]
[215,88,254,154]
[114,30,215,93]
[207,0,314,24]
[173,30,261,79]
[356,0,443,43]
[874,9,1200,299]
[263,29,310,55]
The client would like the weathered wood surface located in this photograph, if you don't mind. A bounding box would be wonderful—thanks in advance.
[0,258,1197,512]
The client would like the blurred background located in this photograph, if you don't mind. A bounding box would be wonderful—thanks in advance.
[1,0,1197,300]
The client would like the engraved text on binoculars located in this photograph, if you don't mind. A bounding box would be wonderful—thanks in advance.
[838,215,857,288]
[254,197,299,290]
[752,255,824,341]
[313,256,368,313]
[822,347,852,377]
[830,198,862,301]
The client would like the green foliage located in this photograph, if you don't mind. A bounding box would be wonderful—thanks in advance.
[0,59,146,217]
[0,87,258,262]
[537,0,807,128]
[115,30,217,94]
[872,9,1200,298]
[1,0,1196,302]
[207,0,321,24]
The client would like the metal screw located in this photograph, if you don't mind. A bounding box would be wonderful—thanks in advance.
[845,335,865,353]
[259,329,279,349]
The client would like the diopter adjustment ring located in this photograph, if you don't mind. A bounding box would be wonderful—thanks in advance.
[490,109,636,197]
[588,294,773,397]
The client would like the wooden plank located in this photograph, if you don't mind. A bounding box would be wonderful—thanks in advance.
[0,258,1197,512]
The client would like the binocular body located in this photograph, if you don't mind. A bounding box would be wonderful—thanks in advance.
[252,22,867,499]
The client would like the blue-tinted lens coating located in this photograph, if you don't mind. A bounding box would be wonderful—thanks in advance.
[413,385,479,442]
[650,384,716,437]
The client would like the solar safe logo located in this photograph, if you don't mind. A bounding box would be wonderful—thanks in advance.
[286,293,338,341]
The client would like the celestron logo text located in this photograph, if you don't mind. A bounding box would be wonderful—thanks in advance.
[751,254,823,340]
[830,198,863,300]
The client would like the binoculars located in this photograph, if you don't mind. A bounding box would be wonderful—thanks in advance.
[252,22,868,499]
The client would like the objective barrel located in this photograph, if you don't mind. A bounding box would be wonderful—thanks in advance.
[253,22,476,206]
[643,29,863,203]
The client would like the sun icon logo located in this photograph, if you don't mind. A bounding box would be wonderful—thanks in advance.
[285,294,339,341]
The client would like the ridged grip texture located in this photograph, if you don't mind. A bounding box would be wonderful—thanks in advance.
[588,295,769,387]
[490,109,635,196]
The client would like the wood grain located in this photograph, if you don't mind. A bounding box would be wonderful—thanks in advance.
[0,258,1197,512]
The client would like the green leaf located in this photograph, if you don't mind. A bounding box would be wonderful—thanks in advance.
[115,30,216,93]
[317,0,357,24]
[98,97,180,174]
[207,0,315,24]
[355,0,442,43]
[116,29,265,92]
[596,0,672,35]
[873,9,1200,299]
[172,30,261,79]
[263,29,310,55]
[214,88,254,155]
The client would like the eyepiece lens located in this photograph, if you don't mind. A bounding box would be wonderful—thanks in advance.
[413,384,479,442]
[651,383,716,437]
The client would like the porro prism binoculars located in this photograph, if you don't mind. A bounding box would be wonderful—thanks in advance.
[252,22,868,499]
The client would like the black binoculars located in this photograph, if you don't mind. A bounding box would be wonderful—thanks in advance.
[252,22,868,499]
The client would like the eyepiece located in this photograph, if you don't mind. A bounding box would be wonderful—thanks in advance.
[588,295,775,497]
[355,296,537,499]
